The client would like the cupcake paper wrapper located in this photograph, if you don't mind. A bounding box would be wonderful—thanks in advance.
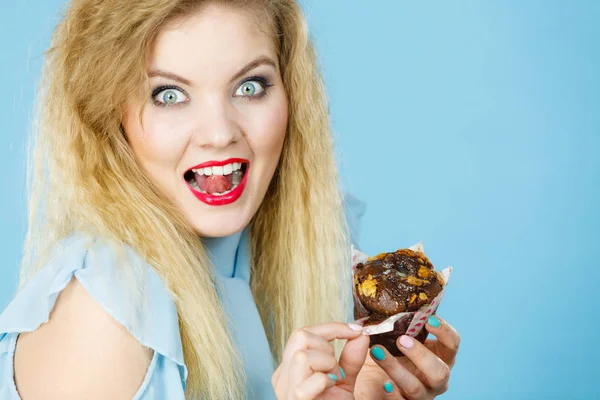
[351,241,452,337]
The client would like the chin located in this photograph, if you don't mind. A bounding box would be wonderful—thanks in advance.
[172,164,272,237]
[186,208,253,238]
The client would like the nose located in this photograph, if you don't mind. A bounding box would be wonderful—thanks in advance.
[192,97,241,149]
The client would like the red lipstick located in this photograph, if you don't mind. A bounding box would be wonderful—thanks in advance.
[185,158,249,206]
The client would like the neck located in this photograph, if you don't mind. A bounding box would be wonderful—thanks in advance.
[201,227,247,278]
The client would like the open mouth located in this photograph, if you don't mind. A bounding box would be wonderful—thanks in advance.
[183,158,250,206]
[184,160,248,196]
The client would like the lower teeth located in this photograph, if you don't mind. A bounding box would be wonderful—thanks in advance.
[232,170,243,185]
[187,167,245,196]
[189,180,239,196]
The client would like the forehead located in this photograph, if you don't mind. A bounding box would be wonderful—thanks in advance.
[149,5,277,80]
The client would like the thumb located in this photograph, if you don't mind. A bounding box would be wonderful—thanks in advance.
[337,334,370,391]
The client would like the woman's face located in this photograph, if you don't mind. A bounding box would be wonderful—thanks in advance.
[122,5,288,237]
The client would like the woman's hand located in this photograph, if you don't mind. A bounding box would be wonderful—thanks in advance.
[354,315,460,399]
[272,322,371,399]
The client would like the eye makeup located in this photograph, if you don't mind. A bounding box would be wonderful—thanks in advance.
[150,74,275,107]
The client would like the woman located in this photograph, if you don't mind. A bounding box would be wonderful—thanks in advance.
[0,0,460,398]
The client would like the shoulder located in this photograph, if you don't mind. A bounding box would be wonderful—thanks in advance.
[0,232,188,398]
[14,276,153,399]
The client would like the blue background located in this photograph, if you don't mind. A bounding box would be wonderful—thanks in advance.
[1,1,599,398]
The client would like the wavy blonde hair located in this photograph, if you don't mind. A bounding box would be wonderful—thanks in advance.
[21,0,351,398]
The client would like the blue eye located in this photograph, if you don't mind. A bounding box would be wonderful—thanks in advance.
[152,86,188,106]
[161,90,179,104]
[235,81,265,97]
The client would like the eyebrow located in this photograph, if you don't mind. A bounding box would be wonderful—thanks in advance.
[148,55,277,87]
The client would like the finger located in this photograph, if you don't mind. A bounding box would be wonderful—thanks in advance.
[298,350,339,374]
[302,322,364,342]
[337,334,369,390]
[288,349,341,393]
[282,328,338,362]
[369,345,427,400]
[294,372,337,400]
[281,327,342,394]
[288,350,314,393]
[382,380,401,398]
[280,323,361,392]
[396,335,450,394]
[425,315,460,366]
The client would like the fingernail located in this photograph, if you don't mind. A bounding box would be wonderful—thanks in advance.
[399,335,414,349]
[328,373,338,381]
[427,315,441,328]
[383,381,393,393]
[348,323,363,331]
[371,346,385,361]
[339,367,345,379]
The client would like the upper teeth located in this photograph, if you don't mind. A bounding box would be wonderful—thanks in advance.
[192,162,242,176]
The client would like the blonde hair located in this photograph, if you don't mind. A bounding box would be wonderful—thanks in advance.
[21,0,351,398]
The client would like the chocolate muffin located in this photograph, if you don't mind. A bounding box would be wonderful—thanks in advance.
[353,248,445,356]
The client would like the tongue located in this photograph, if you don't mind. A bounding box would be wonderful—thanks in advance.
[195,173,233,194]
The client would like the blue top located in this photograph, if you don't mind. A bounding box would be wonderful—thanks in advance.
[0,195,365,399]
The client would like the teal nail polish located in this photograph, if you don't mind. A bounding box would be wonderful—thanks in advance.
[371,346,385,361]
[428,315,441,328]
[339,367,345,379]
[383,381,393,393]
[328,373,338,381]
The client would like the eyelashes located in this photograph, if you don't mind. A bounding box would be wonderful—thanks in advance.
[151,75,274,108]
[152,85,187,107]
[234,76,271,99]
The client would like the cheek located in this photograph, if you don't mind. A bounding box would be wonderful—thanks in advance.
[123,109,191,170]
[247,99,288,161]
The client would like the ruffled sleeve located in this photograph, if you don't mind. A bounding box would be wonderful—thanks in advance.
[0,233,187,399]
